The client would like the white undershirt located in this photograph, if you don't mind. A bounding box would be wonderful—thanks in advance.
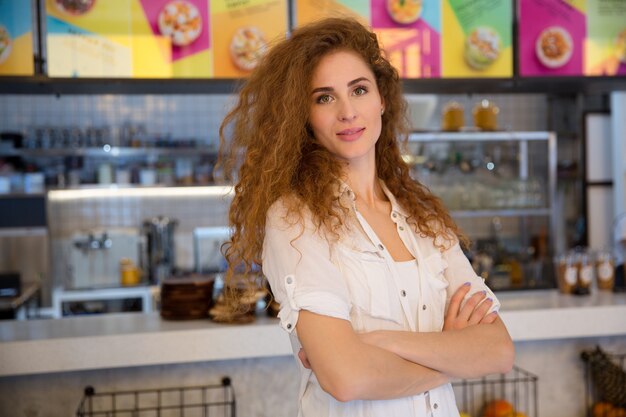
[393,259,420,325]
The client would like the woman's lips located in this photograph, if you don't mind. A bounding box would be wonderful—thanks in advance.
[337,127,365,141]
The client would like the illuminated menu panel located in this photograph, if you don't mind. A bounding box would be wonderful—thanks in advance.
[46,0,286,78]
[441,0,513,78]
[518,0,585,77]
[586,0,626,76]
[0,0,35,76]
[294,0,512,79]
[519,0,626,77]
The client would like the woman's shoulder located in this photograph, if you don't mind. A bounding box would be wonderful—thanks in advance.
[266,195,311,229]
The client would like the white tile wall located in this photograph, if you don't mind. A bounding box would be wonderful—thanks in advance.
[0,94,237,148]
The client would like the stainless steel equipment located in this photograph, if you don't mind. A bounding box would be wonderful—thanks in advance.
[143,216,178,284]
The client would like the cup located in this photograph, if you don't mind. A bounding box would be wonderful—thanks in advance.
[576,252,593,293]
[555,253,577,294]
[595,251,615,291]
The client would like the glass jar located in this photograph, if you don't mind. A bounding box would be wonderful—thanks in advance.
[473,99,499,131]
[441,101,464,131]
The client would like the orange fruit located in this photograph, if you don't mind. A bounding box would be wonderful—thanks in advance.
[593,402,614,417]
[483,400,514,417]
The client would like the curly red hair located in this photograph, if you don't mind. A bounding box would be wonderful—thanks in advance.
[218,17,466,291]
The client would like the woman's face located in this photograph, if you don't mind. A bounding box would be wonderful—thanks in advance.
[308,50,384,166]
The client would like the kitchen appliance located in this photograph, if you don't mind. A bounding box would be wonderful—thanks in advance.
[143,216,178,284]
[65,228,142,289]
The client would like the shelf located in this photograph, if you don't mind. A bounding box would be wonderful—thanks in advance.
[0,147,217,158]
[408,131,553,142]
[0,227,47,238]
[2,75,626,95]
[451,208,552,218]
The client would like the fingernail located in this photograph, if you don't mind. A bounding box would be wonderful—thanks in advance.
[487,297,493,302]
[464,282,471,286]
[481,290,487,295]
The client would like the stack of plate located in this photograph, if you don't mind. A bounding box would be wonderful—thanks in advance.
[160,276,214,320]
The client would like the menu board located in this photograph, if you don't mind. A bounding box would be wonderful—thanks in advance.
[46,0,286,78]
[442,0,513,78]
[211,0,288,78]
[0,0,35,76]
[135,0,212,78]
[46,0,134,77]
[372,0,441,78]
[295,0,511,79]
[586,0,626,76]
[519,0,585,77]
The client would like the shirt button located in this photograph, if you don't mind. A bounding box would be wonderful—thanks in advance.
[398,226,404,231]
[392,212,397,218]
[400,290,406,297]
[433,403,438,409]
[422,304,427,310]
[286,323,292,329]
[377,243,384,250]
[286,277,293,285]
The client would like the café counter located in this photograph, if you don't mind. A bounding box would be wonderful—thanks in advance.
[1,289,626,377]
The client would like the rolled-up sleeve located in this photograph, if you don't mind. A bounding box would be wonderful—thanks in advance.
[442,242,501,313]
[262,201,351,334]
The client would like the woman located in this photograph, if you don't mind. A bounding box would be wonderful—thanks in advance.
[219,17,514,417]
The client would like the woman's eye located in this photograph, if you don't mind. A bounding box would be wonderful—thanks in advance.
[316,94,333,104]
[353,86,367,96]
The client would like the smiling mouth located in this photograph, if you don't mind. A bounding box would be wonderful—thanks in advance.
[338,127,364,135]
[337,127,365,140]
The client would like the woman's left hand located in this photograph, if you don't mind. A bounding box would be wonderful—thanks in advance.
[443,283,498,331]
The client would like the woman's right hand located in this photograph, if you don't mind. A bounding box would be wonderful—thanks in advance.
[443,283,498,331]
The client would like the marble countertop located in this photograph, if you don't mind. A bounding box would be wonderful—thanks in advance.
[1,290,625,377]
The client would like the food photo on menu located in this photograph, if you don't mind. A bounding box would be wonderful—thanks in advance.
[535,26,573,69]
[464,26,501,70]
[157,0,203,47]
[229,26,267,72]
[138,0,210,64]
[211,0,286,78]
[53,0,97,16]
[518,0,584,76]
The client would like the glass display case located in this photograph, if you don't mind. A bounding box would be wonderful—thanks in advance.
[407,131,557,291]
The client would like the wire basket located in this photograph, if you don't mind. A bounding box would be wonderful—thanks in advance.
[583,349,626,417]
[452,366,538,417]
[76,376,236,417]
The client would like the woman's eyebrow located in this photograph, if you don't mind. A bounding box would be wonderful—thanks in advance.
[311,77,372,95]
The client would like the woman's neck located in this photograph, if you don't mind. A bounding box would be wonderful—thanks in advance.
[344,167,386,207]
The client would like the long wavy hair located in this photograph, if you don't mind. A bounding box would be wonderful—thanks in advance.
[218,17,466,290]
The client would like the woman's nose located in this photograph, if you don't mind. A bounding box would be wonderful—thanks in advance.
[337,99,357,121]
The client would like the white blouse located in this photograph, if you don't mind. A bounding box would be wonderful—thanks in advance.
[262,181,500,417]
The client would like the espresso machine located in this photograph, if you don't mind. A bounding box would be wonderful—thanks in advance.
[143,216,178,284]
